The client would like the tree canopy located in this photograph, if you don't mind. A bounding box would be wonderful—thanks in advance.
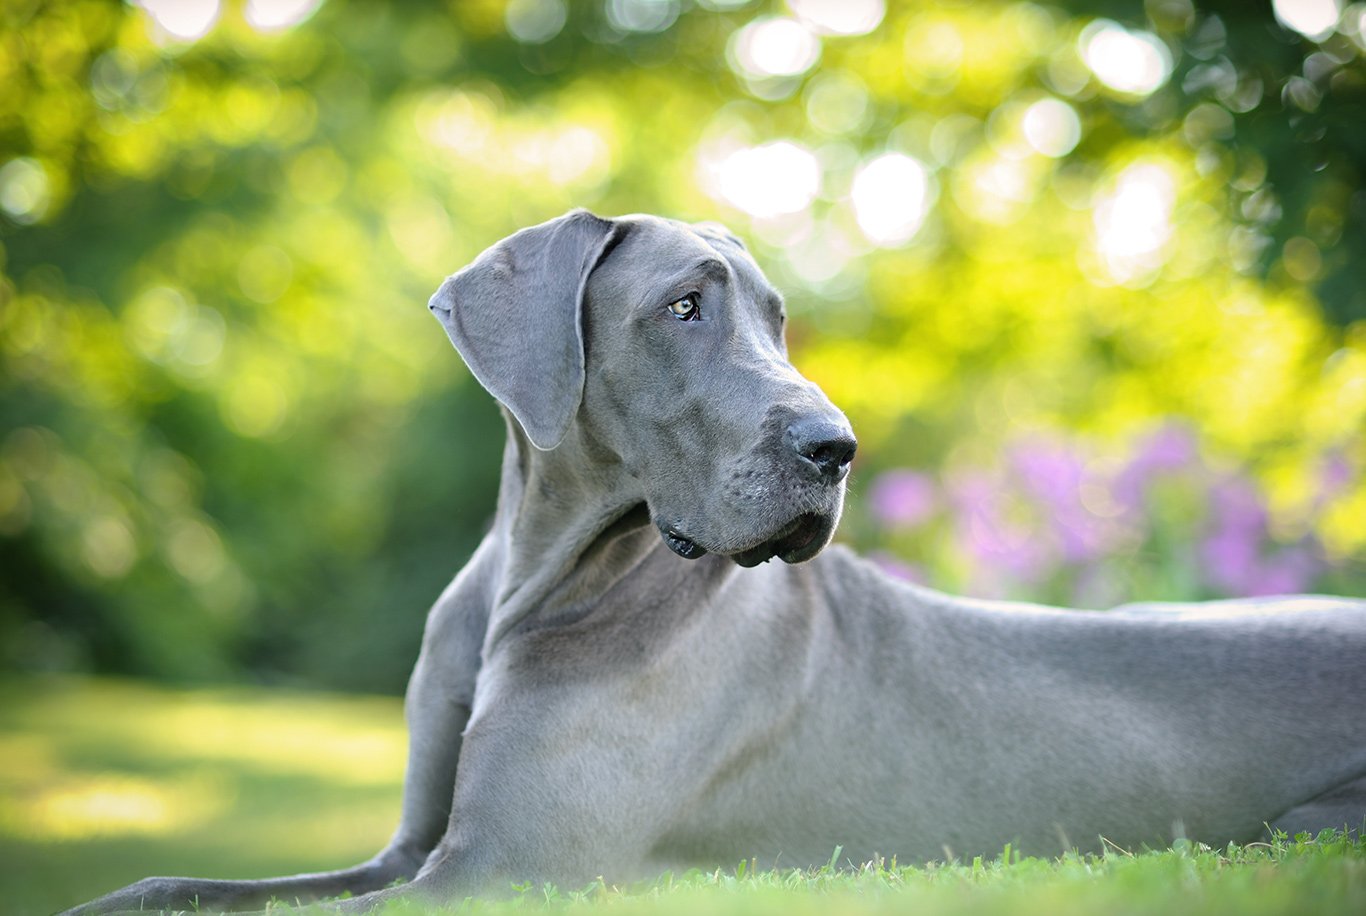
[1,0,1363,691]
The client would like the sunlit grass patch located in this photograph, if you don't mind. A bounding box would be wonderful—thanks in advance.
[5,676,407,784]
[0,769,232,840]
[0,677,405,914]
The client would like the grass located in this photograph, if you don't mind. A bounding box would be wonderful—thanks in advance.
[331,833,1366,916]
[2,678,1362,916]
[0,677,405,915]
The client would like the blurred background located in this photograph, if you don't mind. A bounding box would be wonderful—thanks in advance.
[2,0,1365,692]
[2,0,1366,690]
[2,1,1366,909]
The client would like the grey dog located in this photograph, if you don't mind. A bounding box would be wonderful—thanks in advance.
[66,211,1366,914]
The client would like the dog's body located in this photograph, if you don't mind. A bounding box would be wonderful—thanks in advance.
[67,212,1366,914]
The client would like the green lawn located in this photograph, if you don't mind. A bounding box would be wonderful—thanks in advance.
[2,678,1361,916]
[0,677,405,915]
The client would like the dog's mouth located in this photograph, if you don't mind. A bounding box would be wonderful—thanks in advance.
[660,512,832,567]
[733,512,832,567]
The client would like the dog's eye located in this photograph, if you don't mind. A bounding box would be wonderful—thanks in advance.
[668,294,701,321]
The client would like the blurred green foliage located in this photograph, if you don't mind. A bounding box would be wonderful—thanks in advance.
[1,0,1363,692]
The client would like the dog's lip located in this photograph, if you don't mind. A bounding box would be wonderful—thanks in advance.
[656,510,834,566]
[731,512,831,567]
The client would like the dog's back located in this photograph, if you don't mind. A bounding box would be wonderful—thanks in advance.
[773,547,1366,859]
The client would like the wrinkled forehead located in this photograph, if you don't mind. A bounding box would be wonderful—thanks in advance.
[587,215,776,310]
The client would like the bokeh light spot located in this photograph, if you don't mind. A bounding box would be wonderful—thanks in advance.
[505,0,567,44]
[712,141,820,219]
[545,126,610,186]
[905,19,964,86]
[237,246,294,304]
[223,368,291,439]
[134,0,220,40]
[1093,161,1177,283]
[851,153,932,246]
[0,159,51,225]
[1282,236,1323,282]
[958,154,1040,224]
[123,287,225,378]
[606,0,679,34]
[0,471,31,536]
[421,90,499,159]
[387,197,455,273]
[804,72,871,136]
[1080,20,1172,97]
[1272,0,1342,41]
[730,17,821,79]
[245,0,324,32]
[287,147,348,204]
[81,517,137,580]
[1021,98,1082,158]
[787,0,885,36]
[1182,102,1236,146]
[165,517,227,584]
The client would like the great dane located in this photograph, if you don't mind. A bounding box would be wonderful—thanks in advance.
[66,211,1366,914]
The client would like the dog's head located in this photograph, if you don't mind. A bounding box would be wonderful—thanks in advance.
[429,210,855,567]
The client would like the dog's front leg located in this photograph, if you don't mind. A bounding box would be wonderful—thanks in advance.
[322,733,663,910]
[377,534,501,870]
[326,653,688,912]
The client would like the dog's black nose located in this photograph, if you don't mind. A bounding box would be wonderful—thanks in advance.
[786,418,857,483]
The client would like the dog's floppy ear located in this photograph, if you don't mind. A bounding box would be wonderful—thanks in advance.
[428,210,619,450]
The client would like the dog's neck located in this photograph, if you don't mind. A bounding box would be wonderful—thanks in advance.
[482,411,657,651]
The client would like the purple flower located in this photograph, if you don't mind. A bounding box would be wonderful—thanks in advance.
[1199,477,1267,595]
[1248,547,1320,597]
[1007,436,1125,563]
[943,467,1057,591]
[1200,528,1261,594]
[1198,476,1323,597]
[1009,437,1085,507]
[945,468,999,516]
[1208,477,1267,535]
[955,510,1055,585]
[1318,454,1354,502]
[1135,423,1198,471]
[868,470,938,529]
[1053,512,1121,564]
[1113,422,1199,509]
